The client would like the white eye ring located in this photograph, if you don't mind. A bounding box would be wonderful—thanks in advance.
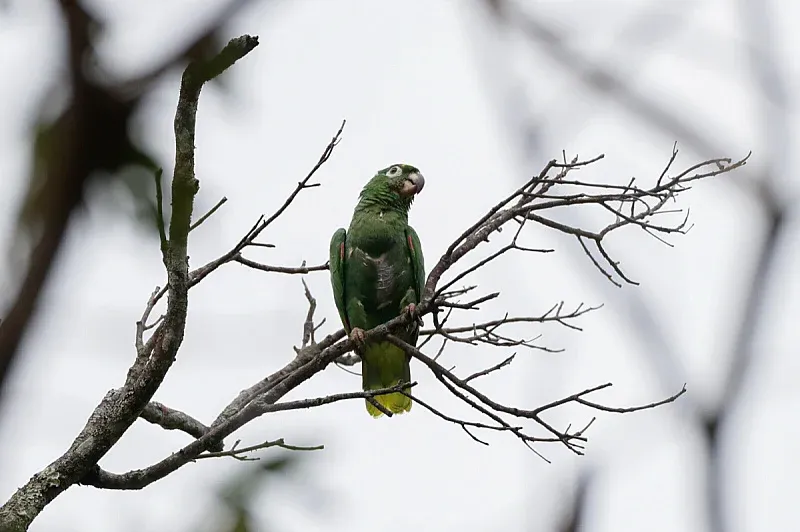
[387,166,402,177]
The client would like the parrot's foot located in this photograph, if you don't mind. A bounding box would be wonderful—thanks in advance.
[403,303,423,326]
[349,327,366,348]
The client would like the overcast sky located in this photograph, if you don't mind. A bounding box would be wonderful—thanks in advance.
[1,1,799,531]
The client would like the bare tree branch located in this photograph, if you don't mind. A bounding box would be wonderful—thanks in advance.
[420,301,600,352]
[80,381,419,489]
[196,438,324,461]
[189,196,228,232]
[154,168,168,254]
[463,354,515,383]
[128,123,344,368]
[236,256,329,275]
[386,334,686,456]
[140,402,223,452]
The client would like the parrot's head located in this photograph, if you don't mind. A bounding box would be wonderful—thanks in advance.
[359,163,425,213]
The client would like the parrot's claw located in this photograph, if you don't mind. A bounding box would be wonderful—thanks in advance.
[349,327,366,348]
[403,303,423,326]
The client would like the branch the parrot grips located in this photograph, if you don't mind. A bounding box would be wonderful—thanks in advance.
[328,163,426,417]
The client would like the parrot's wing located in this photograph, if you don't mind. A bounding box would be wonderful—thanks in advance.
[329,228,350,332]
[405,225,426,302]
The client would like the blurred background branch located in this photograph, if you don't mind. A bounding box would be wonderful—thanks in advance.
[0,29,260,532]
[0,0,261,407]
[471,1,789,531]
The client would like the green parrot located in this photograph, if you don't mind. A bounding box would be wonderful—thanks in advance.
[329,163,426,417]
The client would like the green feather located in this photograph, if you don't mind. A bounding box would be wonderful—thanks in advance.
[329,228,349,332]
[328,163,426,417]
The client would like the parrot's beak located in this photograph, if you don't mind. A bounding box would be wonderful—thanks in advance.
[401,172,425,196]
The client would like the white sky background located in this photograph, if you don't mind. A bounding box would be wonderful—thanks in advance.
[0,0,798,531]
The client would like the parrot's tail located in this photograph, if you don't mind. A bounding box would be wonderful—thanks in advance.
[361,340,413,418]
[365,383,413,418]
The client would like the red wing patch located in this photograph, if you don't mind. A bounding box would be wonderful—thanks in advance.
[407,234,415,254]
[339,242,345,261]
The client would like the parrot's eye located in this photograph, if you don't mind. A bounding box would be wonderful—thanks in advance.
[387,166,402,177]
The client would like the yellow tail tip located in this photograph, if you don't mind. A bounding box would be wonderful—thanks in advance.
[365,391,412,418]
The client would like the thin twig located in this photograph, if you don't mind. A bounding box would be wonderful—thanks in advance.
[154,168,168,256]
[236,256,329,275]
[189,196,228,232]
[196,437,323,460]
[464,354,516,383]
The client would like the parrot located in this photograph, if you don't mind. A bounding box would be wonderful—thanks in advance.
[329,163,426,417]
